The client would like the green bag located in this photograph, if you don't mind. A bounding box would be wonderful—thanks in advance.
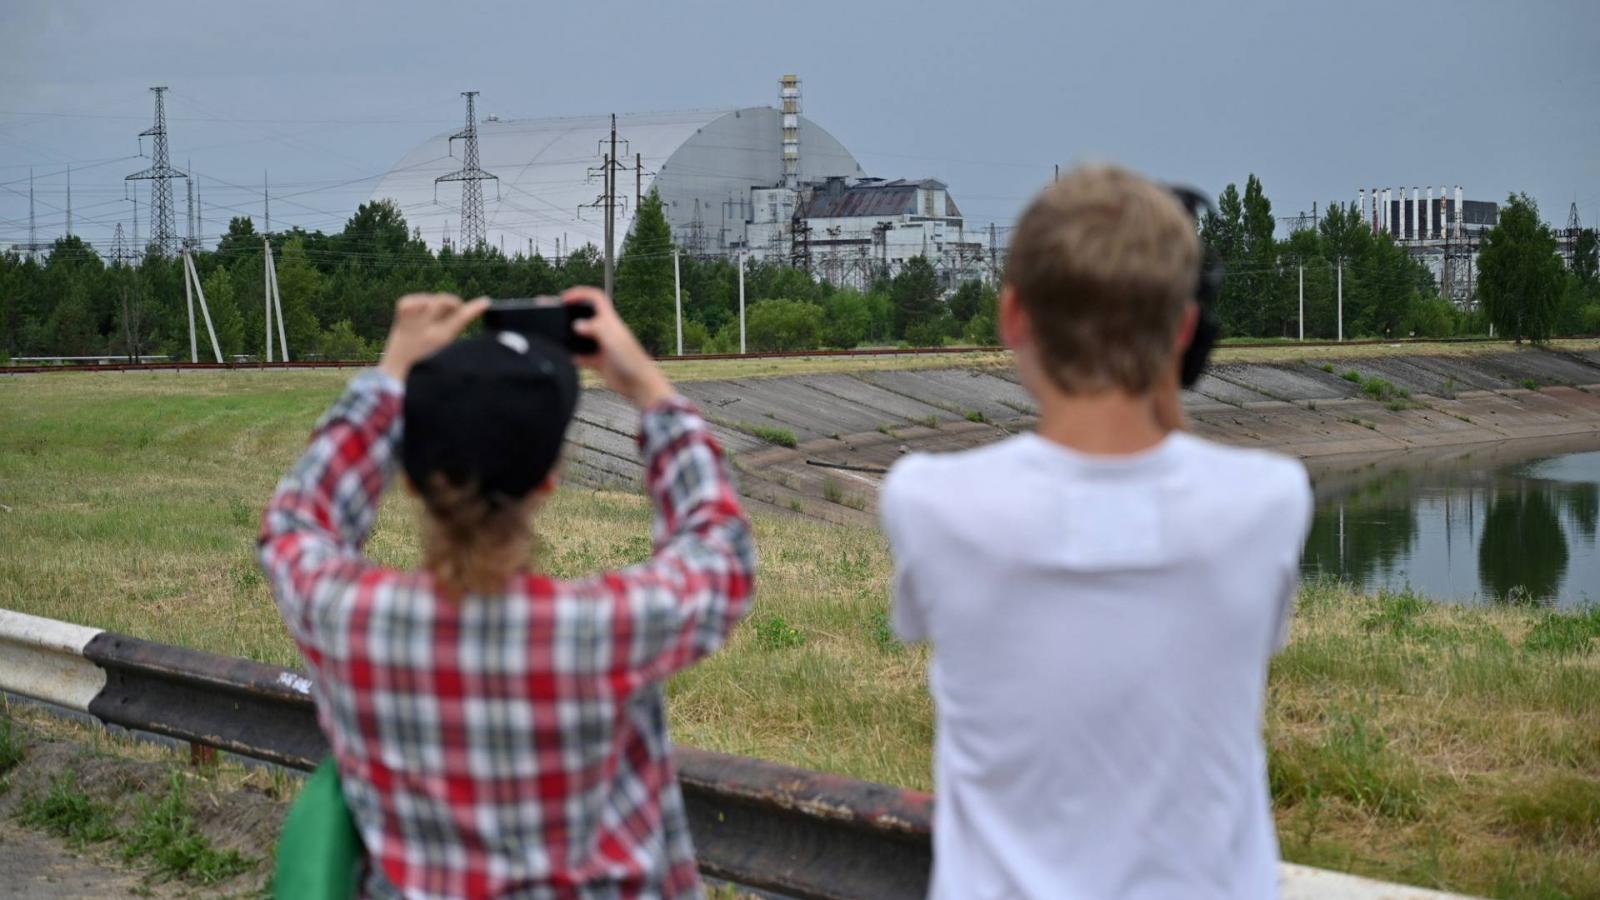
[275,757,364,900]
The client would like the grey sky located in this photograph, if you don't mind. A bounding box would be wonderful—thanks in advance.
[2,0,1596,253]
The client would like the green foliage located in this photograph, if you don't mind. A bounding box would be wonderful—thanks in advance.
[0,717,22,777]
[121,772,255,883]
[1497,774,1600,845]
[747,424,797,448]
[1359,377,1407,403]
[317,318,373,360]
[890,256,942,340]
[19,772,119,846]
[745,298,825,351]
[1270,706,1427,820]
[199,266,245,357]
[614,190,676,354]
[1478,194,1564,343]
[753,614,805,650]
[1521,606,1600,655]
[1341,369,1362,383]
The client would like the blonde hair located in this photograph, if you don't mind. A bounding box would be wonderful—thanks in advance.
[418,474,531,598]
[1004,164,1201,394]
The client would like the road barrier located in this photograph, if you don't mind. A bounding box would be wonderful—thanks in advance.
[0,608,1472,899]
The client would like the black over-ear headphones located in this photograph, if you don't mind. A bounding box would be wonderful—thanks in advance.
[1167,186,1224,387]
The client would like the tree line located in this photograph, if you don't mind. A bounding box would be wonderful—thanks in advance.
[2,179,1594,362]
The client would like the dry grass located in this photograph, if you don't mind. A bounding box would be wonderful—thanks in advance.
[4,366,1600,898]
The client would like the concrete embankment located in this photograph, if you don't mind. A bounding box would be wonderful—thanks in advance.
[562,346,1600,523]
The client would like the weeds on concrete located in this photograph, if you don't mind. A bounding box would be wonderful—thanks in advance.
[964,410,986,424]
[822,477,844,504]
[746,424,798,448]
[1520,378,1540,390]
[1341,370,1362,383]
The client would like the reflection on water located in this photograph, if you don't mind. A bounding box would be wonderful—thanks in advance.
[1301,445,1600,607]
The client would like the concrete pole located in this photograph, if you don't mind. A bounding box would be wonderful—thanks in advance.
[264,238,273,363]
[738,250,747,354]
[1426,186,1434,239]
[182,250,198,363]
[271,248,288,361]
[188,252,223,363]
[1337,261,1344,342]
[673,248,683,356]
[1298,264,1304,341]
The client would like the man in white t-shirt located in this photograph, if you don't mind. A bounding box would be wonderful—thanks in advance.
[882,165,1312,900]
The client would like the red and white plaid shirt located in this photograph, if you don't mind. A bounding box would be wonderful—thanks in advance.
[260,369,755,899]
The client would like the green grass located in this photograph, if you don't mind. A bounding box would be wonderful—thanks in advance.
[4,370,1600,896]
[120,772,255,884]
[753,614,806,650]
[1342,369,1363,383]
[964,410,986,423]
[19,772,120,847]
[746,423,798,448]
[0,717,23,780]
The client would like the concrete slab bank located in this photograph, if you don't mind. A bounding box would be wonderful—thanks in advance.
[558,348,1600,522]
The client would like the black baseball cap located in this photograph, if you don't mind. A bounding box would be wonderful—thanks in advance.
[401,331,579,505]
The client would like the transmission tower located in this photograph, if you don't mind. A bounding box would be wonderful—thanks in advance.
[1564,201,1581,269]
[112,223,127,265]
[125,87,186,257]
[435,92,498,251]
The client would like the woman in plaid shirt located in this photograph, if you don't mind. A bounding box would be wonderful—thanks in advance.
[260,288,755,899]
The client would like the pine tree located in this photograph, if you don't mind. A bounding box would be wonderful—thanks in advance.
[1478,194,1563,343]
[614,190,676,354]
[201,265,245,357]
[891,256,942,340]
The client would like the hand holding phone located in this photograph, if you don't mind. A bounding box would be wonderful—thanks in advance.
[483,297,599,355]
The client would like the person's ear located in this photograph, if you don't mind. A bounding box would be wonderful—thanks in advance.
[999,284,1028,350]
[1174,301,1199,355]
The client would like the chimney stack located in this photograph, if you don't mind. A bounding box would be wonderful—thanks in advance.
[779,74,801,190]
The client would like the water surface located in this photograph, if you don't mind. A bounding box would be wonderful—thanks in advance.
[1301,439,1600,608]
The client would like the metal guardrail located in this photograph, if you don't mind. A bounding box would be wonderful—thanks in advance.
[0,608,1473,899]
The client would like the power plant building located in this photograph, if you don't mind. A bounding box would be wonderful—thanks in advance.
[371,77,992,288]
[1356,186,1499,305]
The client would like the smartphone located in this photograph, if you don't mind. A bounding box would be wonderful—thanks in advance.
[483,297,598,355]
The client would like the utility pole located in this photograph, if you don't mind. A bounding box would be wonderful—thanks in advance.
[673,248,683,356]
[1336,261,1344,342]
[64,165,72,238]
[635,151,643,210]
[263,172,270,235]
[126,87,186,257]
[27,169,35,259]
[435,91,498,251]
[738,250,747,354]
[264,238,274,362]
[606,115,617,296]
[1297,263,1304,341]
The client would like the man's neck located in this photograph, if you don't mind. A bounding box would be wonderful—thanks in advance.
[1033,387,1169,456]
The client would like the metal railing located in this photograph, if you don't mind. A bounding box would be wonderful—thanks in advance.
[0,608,1471,899]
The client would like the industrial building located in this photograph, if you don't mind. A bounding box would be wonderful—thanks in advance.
[1357,186,1498,305]
[370,77,991,288]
